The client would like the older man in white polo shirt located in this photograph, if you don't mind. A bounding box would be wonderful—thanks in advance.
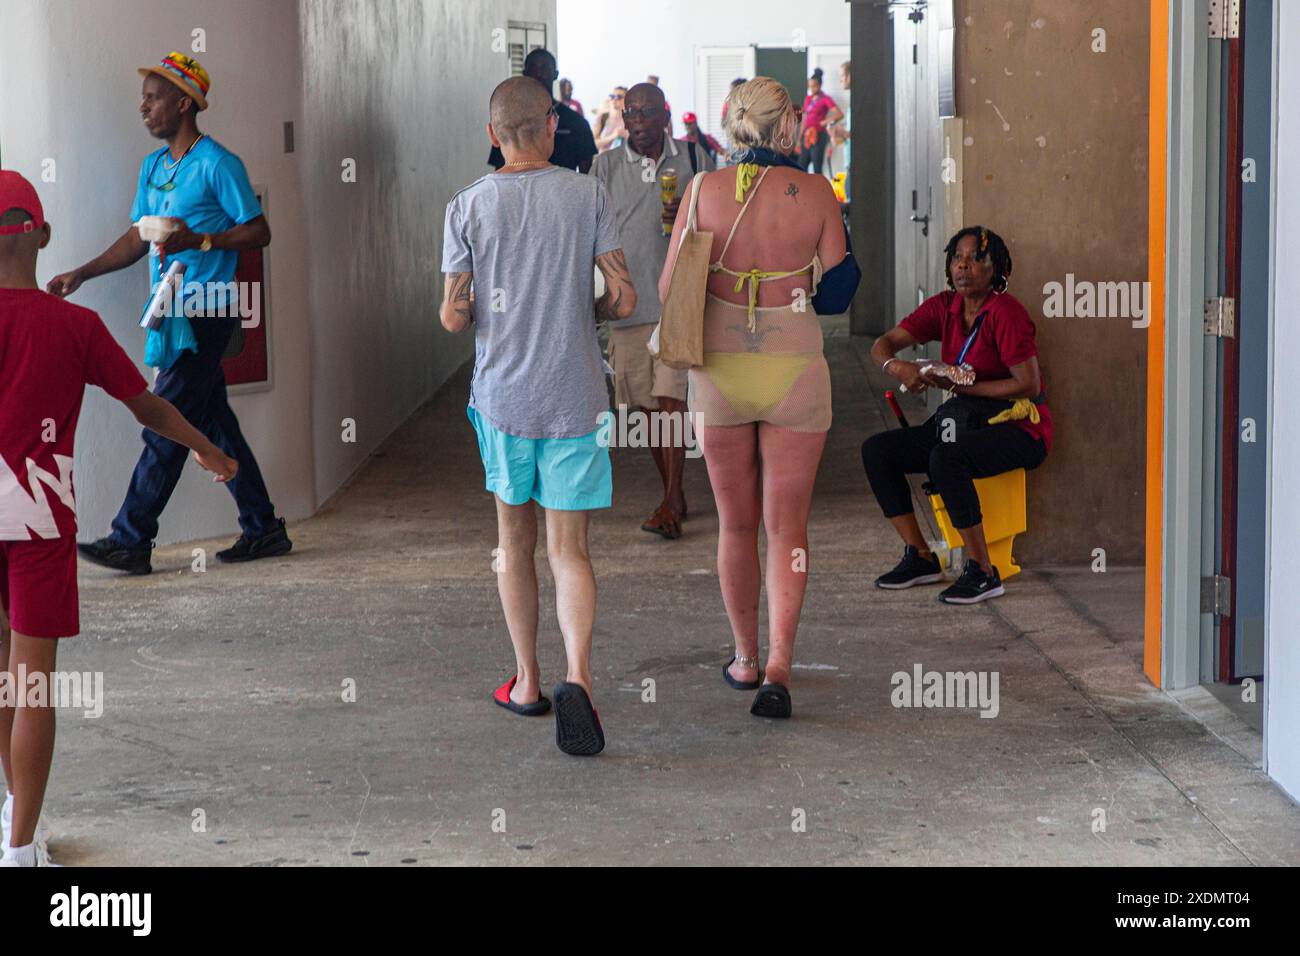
[592,82,714,540]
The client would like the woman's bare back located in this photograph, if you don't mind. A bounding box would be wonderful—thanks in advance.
[695,166,845,308]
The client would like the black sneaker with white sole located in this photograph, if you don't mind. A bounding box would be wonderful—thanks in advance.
[875,545,945,589]
[938,560,1005,604]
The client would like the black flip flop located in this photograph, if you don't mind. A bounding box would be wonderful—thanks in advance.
[723,657,762,691]
[552,682,605,756]
[750,682,792,719]
[493,676,551,716]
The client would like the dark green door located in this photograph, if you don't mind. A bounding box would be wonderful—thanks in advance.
[755,47,807,109]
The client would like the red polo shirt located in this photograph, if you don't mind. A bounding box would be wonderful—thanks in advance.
[899,290,1053,452]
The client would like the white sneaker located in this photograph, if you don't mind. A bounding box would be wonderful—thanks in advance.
[0,841,57,867]
[2,793,51,858]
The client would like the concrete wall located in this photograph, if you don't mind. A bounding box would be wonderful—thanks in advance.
[0,0,315,544]
[954,0,1149,564]
[556,0,849,138]
[300,0,555,503]
[1265,0,1299,800]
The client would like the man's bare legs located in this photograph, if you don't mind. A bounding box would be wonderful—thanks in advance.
[700,424,762,684]
[544,508,595,695]
[757,424,826,687]
[642,397,688,538]
[0,605,58,849]
[495,498,597,702]
[495,497,542,705]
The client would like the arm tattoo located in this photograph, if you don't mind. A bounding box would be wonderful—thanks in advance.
[447,272,473,325]
[595,249,631,323]
[785,183,799,198]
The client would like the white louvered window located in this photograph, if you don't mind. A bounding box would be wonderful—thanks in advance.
[507,22,548,75]
[695,45,756,150]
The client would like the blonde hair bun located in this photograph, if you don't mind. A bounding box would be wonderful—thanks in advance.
[724,77,797,155]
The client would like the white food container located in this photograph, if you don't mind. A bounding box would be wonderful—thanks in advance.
[135,216,178,243]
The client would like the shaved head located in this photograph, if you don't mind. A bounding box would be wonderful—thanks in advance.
[624,83,665,110]
[489,75,553,149]
[522,48,557,87]
[623,83,667,156]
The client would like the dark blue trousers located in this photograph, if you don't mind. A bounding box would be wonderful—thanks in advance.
[111,316,277,547]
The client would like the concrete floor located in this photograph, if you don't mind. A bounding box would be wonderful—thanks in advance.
[52,324,1299,866]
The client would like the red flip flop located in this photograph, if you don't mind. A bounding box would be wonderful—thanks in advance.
[493,676,551,716]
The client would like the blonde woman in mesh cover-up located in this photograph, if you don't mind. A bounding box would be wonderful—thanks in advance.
[659,78,847,720]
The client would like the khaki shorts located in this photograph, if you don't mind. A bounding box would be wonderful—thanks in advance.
[607,323,688,409]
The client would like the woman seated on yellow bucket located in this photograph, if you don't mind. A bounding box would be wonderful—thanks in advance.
[861,226,1053,604]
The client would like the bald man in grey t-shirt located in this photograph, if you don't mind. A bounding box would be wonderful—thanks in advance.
[440,76,636,757]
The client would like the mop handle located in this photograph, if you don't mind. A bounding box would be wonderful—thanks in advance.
[885,390,909,428]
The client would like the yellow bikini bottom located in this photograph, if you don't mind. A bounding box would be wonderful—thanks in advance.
[690,351,831,433]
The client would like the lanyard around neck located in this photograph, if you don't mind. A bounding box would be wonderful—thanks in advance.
[955,310,987,366]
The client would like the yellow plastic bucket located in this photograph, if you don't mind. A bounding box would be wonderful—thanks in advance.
[928,468,1027,579]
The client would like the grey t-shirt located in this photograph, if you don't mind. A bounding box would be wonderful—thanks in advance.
[442,166,622,439]
[592,135,714,328]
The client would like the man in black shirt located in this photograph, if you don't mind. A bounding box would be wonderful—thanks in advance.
[488,49,597,174]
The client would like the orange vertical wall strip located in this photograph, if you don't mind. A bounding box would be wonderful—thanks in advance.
[1144,0,1168,686]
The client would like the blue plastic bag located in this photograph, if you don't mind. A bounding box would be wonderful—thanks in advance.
[144,313,198,370]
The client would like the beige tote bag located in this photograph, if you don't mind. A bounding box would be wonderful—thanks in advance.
[652,171,711,370]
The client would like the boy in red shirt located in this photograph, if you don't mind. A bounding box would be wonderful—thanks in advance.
[0,172,237,866]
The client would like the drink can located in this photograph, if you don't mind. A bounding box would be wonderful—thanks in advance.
[660,173,678,235]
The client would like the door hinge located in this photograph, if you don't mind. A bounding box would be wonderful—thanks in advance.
[1201,575,1233,617]
[1208,0,1241,39]
[1204,297,1235,338]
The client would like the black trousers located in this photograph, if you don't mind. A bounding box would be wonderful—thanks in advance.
[799,130,830,175]
[861,416,1046,530]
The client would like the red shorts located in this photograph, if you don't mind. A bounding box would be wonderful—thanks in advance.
[0,536,79,638]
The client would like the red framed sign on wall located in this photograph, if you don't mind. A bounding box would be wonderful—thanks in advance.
[221,185,273,391]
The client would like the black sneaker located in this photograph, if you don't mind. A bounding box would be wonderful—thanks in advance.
[874,545,945,589]
[938,560,1005,605]
[77,537,153,575]
[216,518,293,564]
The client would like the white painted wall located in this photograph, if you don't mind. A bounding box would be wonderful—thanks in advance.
[0,0,556,543]
[555,0,850,140]
[299,0,556,503]
[0,0,315,544]
[1265,0,1299,800]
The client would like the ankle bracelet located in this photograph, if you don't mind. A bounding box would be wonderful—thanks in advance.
[733,654,759,669]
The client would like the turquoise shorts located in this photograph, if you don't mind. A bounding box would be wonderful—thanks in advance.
[467,406,612,511]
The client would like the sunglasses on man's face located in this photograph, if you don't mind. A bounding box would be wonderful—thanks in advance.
[622,106,662,121]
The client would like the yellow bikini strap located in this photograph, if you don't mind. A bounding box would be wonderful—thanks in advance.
[718,264,815,333]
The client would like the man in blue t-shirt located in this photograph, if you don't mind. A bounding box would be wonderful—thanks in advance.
[48,53,290,574]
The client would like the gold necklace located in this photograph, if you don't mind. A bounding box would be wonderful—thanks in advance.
[498,160,549,172]
[164,133,205,170]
